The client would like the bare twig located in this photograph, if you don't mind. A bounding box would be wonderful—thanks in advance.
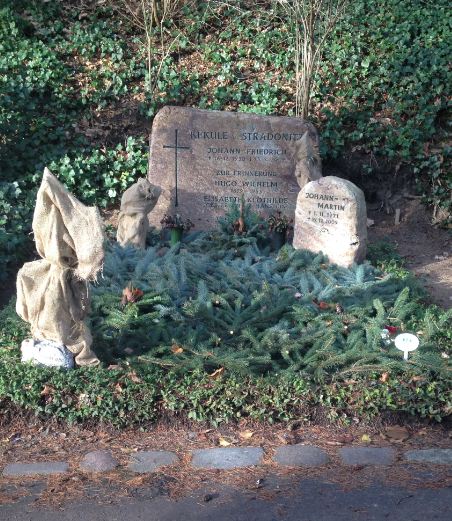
[276,0,349,118]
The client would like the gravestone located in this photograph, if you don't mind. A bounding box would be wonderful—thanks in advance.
[148,106,318,229]
[293,176,367,267]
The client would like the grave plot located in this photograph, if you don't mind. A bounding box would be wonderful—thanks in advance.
[85,223,447,380]
[0,205,450,427]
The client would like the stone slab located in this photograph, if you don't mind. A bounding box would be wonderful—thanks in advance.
[148,106,318,229]
[128,451,178,473]
[79,451,119,472]
[293,176,367,267]
[2,461,68,477]
[274,445,329,467]
[340,447,395,466]
[404,449,452,464]
[191,447,264,469]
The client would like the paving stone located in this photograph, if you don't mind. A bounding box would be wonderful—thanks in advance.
[2,461,68,477]
[340,447,395,466]
[404,449,452,465]
[274,445,329,467]
[127,451,178,473]
[191,447,264,470]
[79,450,119,472]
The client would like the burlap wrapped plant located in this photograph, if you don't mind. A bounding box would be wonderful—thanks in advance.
[16,168,105,366]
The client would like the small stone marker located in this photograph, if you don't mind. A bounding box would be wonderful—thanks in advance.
[394,333,419,360]
[79,450,119,472]
[148,106,318,229]
[293,176,367,267]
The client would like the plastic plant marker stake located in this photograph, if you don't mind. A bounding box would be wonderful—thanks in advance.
[394,333,419,360]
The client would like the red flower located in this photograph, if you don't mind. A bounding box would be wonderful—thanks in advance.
[385,325,398,334]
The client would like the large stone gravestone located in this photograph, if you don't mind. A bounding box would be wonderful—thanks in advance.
[148,106,318,229]
[293,176,367,267]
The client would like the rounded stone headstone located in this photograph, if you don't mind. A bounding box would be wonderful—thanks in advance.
[293,176,367,267]
[79,450,119,473]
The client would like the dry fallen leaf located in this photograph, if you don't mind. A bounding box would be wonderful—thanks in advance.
[384,425,410,443]
[239,430,254,440]
[380,372,389,383]
[171,344,184,354]
[40,385,54,396]
[218,437,232,447]
[209,367,224,379]
[361,434,371,444]
[127,371,142,383]
[121,286,144,305]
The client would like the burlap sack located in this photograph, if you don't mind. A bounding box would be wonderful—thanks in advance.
[16,168,104,366]
[117,178,161,249]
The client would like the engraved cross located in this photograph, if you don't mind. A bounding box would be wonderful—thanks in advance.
[163,129,190,207]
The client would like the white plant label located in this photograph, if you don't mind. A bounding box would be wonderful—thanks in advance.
[394,333,419,360]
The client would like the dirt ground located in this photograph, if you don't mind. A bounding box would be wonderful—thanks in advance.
[367,198,451,309]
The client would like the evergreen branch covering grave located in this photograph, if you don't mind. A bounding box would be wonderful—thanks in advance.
[86,232,450,380]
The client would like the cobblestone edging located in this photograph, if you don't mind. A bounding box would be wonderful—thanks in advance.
[2,446,452,478]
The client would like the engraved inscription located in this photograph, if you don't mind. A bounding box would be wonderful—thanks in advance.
[185,128,295,210]
[304,191,350,227]
[148,107,317,229]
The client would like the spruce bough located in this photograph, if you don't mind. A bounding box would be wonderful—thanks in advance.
[87,231,449,380]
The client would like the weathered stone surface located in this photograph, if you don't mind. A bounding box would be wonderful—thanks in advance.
[117,179,161,249]
[148,106,319,229]
[274,445,329,467]
[340,447,395,466]
[293,176,367,267]
[2,461,68,477]
[404,449,452,465]
[293,132,322,189]
[191,447,264,469]
[79,450,119,472]
[128,451,178,473]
